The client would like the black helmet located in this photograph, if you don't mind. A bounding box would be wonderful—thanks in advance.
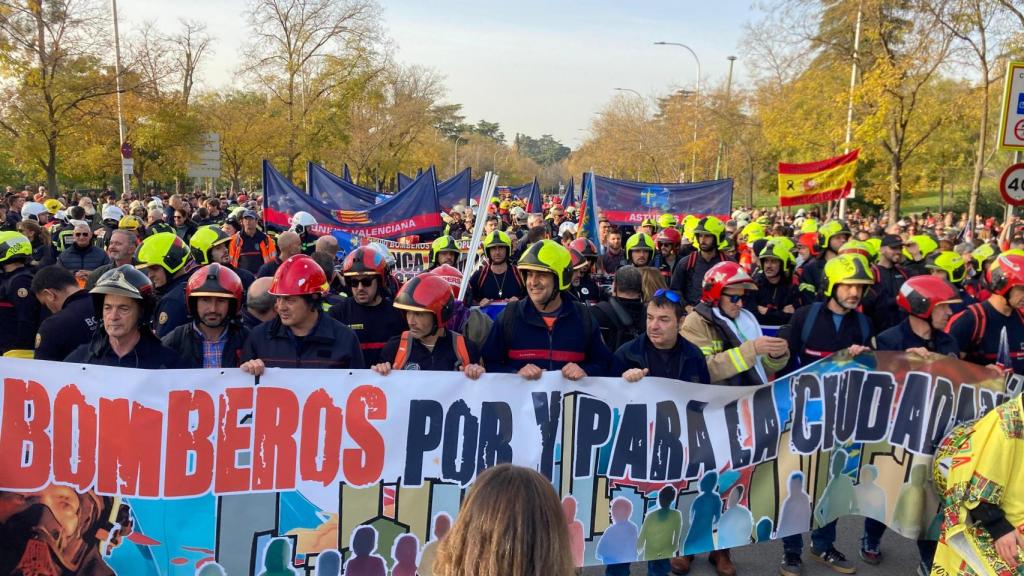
[90,265,157,328]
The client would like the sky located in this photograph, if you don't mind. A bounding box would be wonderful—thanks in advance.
[121,0,754,149]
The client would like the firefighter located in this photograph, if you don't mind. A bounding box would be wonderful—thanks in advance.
[482,239,612,379]
[240,254,364,373]
[162,263,249,368]
[465,230,526,305]
[670,216,731,310]
[328,246,407,366]
[135,232,197,338]
[64,265,184,367]
[372,272,484,376]
[0,231,42,355]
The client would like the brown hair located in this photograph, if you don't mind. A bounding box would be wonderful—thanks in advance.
[17,219,50,248]
[432,464,574,576]
[640,266,668,302]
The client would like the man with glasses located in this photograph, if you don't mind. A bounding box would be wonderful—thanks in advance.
[329,246,406,366]
[675,262,789,576]
[85,229,136,290]
[56,223,110,285]
[614,287,710,576]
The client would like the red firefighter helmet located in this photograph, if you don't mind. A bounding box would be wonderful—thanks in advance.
[431,263,464,297]
[568,237,598,259]
[656,227,682,248]
[393,272,455,326]
[269,254,328,297]
[568,247,589,272]
[186,263,244,317]
[701,261,757,305]
[897,275,962,319]
[986,254,1024,296]
[342,246,388,278]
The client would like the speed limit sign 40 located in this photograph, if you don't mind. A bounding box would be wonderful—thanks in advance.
[1000,163,1024,206]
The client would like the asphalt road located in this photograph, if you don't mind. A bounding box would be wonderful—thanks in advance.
[582,517,924,575]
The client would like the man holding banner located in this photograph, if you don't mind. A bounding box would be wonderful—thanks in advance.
[240,254,364,374]
[779,254,874,576]
[482,239,611,380]
[372,272,484,377]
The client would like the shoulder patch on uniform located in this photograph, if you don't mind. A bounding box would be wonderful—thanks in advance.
[16,288,27,298]
[159,311,168,325]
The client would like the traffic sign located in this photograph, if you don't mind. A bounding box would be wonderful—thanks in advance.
[187,132,221,179]
[998,61,1024,151]
[999,163,1024,206]
[121,158,134,176]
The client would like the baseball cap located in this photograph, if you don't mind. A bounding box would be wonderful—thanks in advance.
[881,234,904,248]
[242,209,258,220]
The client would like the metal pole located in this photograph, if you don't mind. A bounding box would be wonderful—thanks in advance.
[111,0,130,196]
[655,42,701,182]
[838,0,863,220]
[715,55,737,181]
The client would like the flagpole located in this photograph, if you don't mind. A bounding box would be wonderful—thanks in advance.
[457,171,498,301]
[838,0,863,221]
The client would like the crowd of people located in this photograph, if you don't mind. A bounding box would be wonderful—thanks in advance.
[1,182,1022,576]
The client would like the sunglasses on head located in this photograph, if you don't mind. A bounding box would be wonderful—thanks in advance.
[350,277,376,287]
[653,288,681,303]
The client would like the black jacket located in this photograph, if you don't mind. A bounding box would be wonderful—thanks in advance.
[0,266,41,354]
[745,271,797,326]
[591,297,645,352]
[162,321,249,368]
[875,318,959,357]
[65,329,187,369]
[614,334,710,384]
[241,311,365,369]
[34,290,97,361]
[57,243,109,272]
[154,272,191,338]
[782,302,872,375]
[670,250,730,306]
[328,297,407,366]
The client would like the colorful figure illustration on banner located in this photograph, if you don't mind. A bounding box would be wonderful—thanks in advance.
[258,538,298,576]
[682,472,721,554]
[638,485,683,560]
[854,464,887,522]
[562,496,585,567]
[314,550,341,576]
[890,464,929,536]
[814,450,859,525]
[596,497,639,565]
[418,512,451,576]
[716,485,754,549]
[390,533,419,576]
[344,526,386,576]
[777,471,812,538]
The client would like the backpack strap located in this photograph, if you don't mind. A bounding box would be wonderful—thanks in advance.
[572,301,596,347]
[392,331,415,370]
[607,298,634,330]
[453,333,472,369]
[801,301,824,348]
[967,302,986,348]
[476,263,490,291]
[685,251,699,272]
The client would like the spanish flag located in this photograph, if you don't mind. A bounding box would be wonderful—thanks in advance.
[777,149,859,206]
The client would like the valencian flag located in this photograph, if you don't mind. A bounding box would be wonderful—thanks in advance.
[591,174,732,226]
[576,172,601,251]
[307,162,377,209]
[264,160,442,239]
[777,149,860,206]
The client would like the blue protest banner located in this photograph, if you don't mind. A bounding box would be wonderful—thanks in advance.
[264,161,443,239]
[592,175,733,226]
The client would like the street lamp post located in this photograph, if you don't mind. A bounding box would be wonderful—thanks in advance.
[655,41,701,182]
